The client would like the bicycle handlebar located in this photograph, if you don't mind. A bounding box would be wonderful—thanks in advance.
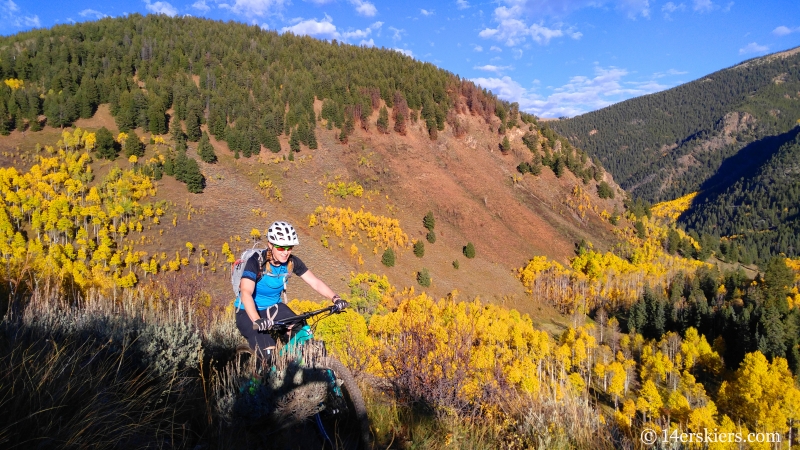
[252,305,337,331]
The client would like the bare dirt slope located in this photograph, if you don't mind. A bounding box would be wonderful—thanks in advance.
[2,105,623,323]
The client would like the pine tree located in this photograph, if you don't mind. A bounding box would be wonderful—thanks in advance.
[463,242,476,259]
[0,102,11,135]
[115,90,135,131]
[377,106,389,133]
[185,108,201,142]
[197,132,217,163]
[500,135,511,153]
[381,247,396,267]
[394,113,406,135]
[413,240,425,257]
[417,268,431,287]
[95,127,117,159]
[423,211,435,231]
[125,131,144,157]
[426,230,436,244]
[147,97,167,135]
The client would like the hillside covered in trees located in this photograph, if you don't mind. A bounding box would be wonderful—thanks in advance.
[1,14,799,450]
[551,47,800,264]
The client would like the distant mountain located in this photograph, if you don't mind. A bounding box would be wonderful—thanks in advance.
[551,47,800,204]
[551,47,800,263]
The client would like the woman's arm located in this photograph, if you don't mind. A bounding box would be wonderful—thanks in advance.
[239,278,261,322]
[299,270,337,301]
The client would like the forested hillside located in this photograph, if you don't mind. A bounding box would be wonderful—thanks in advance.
[551,47,800,204]
[551,47,800,264]
[0,13,507,151]
[680,128,800,264]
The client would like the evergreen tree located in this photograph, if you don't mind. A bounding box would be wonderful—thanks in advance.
[426,230,436,244]
[413,240,425,257]
[170,117,185,146]
[94,127,117,159]
[597,181,614,199]
[147,97,167,135]
[125,131,144,157]
[500,135,511,153]
[115,90,135,131]
[0,102,11,135]
[423,211,435,231]
[377,106,389,133]
[197,132,217,163]
[463,242,476,259]
[185,108,201,142]
[552,155,565,177]
[417,268,431,287]
[289,130,300,152]
[381,247,396,267]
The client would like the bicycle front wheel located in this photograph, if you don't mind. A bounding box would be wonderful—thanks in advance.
[315,356,371,450]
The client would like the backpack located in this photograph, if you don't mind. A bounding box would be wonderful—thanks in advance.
[231,243,295,302]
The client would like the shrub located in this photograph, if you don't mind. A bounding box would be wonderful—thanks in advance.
[413,240,425,257]
[452,260,459,269]
[417,268,431,287]
[423,211,435,231]
[463,242,476,259]
[381,248,396,267]
[426,231,436,244]
[597,181,615,199]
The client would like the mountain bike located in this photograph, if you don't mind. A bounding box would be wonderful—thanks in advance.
[228,305,371,449]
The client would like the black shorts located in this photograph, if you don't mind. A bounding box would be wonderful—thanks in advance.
[236,303,298,355]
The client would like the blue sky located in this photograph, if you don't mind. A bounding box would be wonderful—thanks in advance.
[2,0,799,118]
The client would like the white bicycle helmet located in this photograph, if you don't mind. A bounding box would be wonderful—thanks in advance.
[267,221,300,246]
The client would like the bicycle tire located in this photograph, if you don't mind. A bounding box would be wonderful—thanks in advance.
[316,356,371,449]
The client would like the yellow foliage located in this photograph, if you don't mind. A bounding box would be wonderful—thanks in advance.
[308,205,409,250]
[326,181,364,199]
[651,192,698,223]
[4,78,24,90]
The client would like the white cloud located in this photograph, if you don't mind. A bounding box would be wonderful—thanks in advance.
[692,0,715,12]
[282,17,382,43]
[341,21,382,40]
[394,48,413,57]
[220,0,286,17]
[144,0,178,16]
[305,0,336,4]
[479,4,584,46]
[773,25,800,36]
[389,26,404,41]
[79,9,108,19]
[1,0,40,28]
[490,45,502,52]
[192,0,211,12]
[617,0,650,19]
[739,42,768,55]
[350,0,377,17]
[474,64,512,74]
[421,9,434,16]
[661,1,685,19]
[471,65,670,118]
[282,16,338,38]
[653,68,687,78]
[473,45,483,52]
[456,0,470,9]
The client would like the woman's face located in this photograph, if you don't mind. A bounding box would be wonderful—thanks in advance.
[270,243,293,264]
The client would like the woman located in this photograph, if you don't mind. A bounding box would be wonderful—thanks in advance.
[235,221,347,355]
